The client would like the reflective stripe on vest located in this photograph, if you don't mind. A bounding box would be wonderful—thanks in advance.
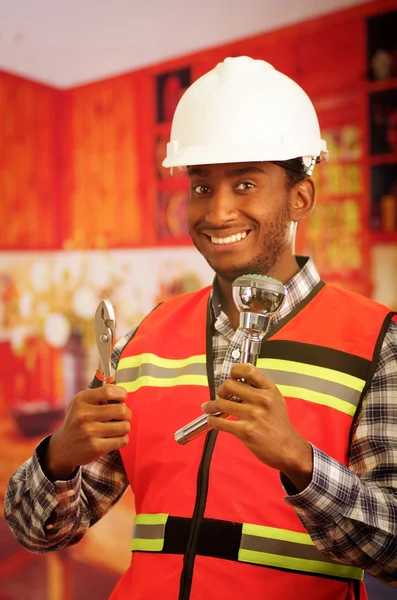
[116,354,365,416]
[132,513,168,552]
[116,354,208,392]
[130,514,364,581]
[257,358,365,416]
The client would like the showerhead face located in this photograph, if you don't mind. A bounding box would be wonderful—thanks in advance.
[232,274,286,317]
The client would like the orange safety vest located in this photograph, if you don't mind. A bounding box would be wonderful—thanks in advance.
[110,283,394,600]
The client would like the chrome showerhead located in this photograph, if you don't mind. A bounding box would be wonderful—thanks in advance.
[232,274,286,337]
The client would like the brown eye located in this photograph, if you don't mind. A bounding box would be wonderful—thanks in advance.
[192,185,210,195]
[235,182,255,191]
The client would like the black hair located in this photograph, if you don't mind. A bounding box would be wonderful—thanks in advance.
[285,169,308,190]
[272,158,309,190]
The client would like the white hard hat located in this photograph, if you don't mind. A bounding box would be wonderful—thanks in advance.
[163,56,327,175]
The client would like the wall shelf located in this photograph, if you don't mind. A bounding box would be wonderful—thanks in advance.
[367,77,397,93]
[370,154,397,166]
[370,231,397,244]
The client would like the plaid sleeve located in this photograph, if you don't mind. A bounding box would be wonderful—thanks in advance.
[4,328,136,553]
[284,320,397,586]
[4,438,128,553]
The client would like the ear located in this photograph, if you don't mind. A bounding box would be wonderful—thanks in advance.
[289,178,316,223]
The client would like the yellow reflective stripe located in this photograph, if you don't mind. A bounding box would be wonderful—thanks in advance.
[118,374,208,393]
[131,515,365,580]
[133,513,168,526]
[131,513,168,552]
[118,353,206,370]
[277,385,356,416]
[242,523,314,546]
[238,549,364,580]
[257,358,365,392]
[131,538,164,551]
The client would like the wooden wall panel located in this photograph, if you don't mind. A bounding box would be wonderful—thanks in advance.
[62,74,146,249]
[0,0,395,273]
[0,72,61,249]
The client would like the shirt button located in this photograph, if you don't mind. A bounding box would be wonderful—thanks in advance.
[46,493,54,503]
[67,490,74,497]
[46,524,54,530]
[231,349,241,360]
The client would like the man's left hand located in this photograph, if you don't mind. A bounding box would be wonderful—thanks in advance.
[202,363,313,492]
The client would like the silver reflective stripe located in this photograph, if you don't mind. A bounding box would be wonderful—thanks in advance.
[260,369,361,407]
[239,524,364,580]
[242,533,336,563]
[133,523,166,540]
[117,362,207,383]
[116,354,364,415]
[131,515,364,580]
[131,514,168,552]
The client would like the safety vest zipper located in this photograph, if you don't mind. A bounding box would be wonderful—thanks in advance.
[178,429,218,600]
[178,302,218,600]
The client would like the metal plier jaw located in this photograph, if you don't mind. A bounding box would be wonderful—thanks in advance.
[94,300,116,385]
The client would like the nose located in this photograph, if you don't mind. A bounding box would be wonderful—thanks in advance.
[204,189,238,226]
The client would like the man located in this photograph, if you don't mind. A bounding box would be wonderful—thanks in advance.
[5,57,397,600]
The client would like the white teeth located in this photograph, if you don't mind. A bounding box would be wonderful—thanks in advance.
[210,231,248,245]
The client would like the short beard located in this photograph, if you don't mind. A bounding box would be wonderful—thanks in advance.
[191,193,292,282]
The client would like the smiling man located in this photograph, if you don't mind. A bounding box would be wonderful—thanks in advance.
[5,57,397,600]
[186,161,311,327]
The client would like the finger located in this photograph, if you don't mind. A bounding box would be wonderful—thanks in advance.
[95,420,131,438]
[207,414,244,436]
[92,402,132,422]
[92,435,130,458]
[202,398,250,418]
[229,363,276,389]
[78,385,128,406]
[217,379,267,404]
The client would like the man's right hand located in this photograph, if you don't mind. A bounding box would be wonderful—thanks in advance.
[43,385,131,481]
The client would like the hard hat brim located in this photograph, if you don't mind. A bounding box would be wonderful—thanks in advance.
[162,141,328,169]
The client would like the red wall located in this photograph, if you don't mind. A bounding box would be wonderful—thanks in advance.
[1,0,396,280]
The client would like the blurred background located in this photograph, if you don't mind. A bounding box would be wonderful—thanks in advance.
[0,0,396,598]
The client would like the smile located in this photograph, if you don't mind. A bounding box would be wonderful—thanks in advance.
[210,231,248,245]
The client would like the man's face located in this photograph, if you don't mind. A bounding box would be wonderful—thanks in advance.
[187,162,293,282]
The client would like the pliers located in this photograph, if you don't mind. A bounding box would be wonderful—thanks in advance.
[93,299,116,387]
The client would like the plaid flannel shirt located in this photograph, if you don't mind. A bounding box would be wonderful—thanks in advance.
[4,258,397,586]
